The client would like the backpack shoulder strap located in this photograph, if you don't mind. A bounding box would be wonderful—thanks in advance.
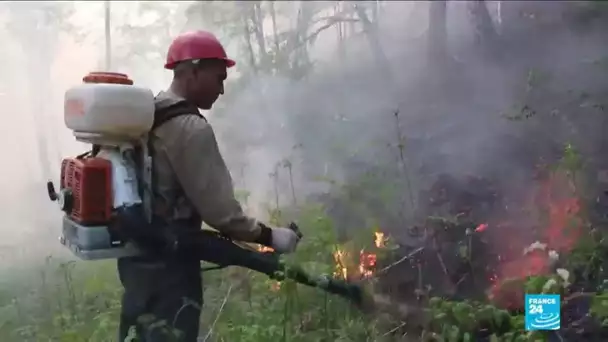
[139,98,205,223]
[151,99,207,132]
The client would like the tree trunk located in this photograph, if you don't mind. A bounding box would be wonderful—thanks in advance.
[250,1,270,72]
[335,2,346,59]
[373,0,383,30]
[352,3,393,85]
[469,0,500,58]
[427,0,448,64]
[287,1,314,80]
[268,1,280,54]
[238,5,258,73]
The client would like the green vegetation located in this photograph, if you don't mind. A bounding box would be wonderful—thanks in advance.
[0,206,392,342]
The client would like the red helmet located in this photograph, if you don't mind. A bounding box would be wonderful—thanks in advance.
[164,30,236,70]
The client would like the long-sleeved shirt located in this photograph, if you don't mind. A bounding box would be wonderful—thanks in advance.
[149,90,262,242]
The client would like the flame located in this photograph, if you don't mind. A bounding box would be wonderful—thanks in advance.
[333,231,386,281]
[488,170,583,309]
[255,245,281,290]
[374,232,387,248]
[258,245,275,253]
[333,248,350,280]
[359,250,377,278]
[475,223,488,233]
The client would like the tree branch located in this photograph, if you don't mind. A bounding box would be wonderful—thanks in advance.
[294,17,360,51]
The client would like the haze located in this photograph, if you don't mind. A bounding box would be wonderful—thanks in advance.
[0,0,605,271]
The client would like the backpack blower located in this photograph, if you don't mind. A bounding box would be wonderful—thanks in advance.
[46,72,364,306]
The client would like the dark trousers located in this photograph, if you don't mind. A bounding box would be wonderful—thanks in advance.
[117,256,203,342]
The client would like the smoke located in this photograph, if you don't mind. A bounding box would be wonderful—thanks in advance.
[212,1,608,241]
[210,2,504,216]
[1,0,607,268]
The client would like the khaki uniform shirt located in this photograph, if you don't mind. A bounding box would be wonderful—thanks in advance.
[149,90,261,242]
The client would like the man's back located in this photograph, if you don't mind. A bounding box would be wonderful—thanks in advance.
[149,90,263,242]
[149,90,205,225]
[116,90,206,342]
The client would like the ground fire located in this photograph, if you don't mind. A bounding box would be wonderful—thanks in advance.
[333,230,388,281]
[347,168,589,314]
[258,170,583,301]
[258,231,387,291]
[486,170,583,310]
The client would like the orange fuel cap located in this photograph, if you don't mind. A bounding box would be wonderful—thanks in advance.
[82,72,134,85]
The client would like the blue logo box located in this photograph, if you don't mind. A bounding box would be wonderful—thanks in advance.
[525,294,561,331]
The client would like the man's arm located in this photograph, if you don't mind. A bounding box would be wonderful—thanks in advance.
[158,115,272,245]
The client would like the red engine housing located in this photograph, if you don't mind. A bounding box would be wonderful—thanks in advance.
[60,157,113,225]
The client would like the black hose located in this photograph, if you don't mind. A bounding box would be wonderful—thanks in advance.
[113,204,364,305]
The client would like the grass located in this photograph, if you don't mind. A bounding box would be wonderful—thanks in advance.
[4,222,605,342]
[4,211,604,342]
[0,205,397,342]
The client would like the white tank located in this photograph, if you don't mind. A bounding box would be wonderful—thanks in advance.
[64,72,155,144]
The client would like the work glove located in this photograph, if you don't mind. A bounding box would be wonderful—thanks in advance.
[270,227,302,254]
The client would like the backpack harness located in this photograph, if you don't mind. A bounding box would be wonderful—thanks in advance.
[138,97,205,224]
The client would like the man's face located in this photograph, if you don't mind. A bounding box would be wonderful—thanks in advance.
[187,60,227,110]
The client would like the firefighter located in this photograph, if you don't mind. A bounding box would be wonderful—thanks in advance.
[117,30,302,342]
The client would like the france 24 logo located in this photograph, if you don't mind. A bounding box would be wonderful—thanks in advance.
[525,294,561,331]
